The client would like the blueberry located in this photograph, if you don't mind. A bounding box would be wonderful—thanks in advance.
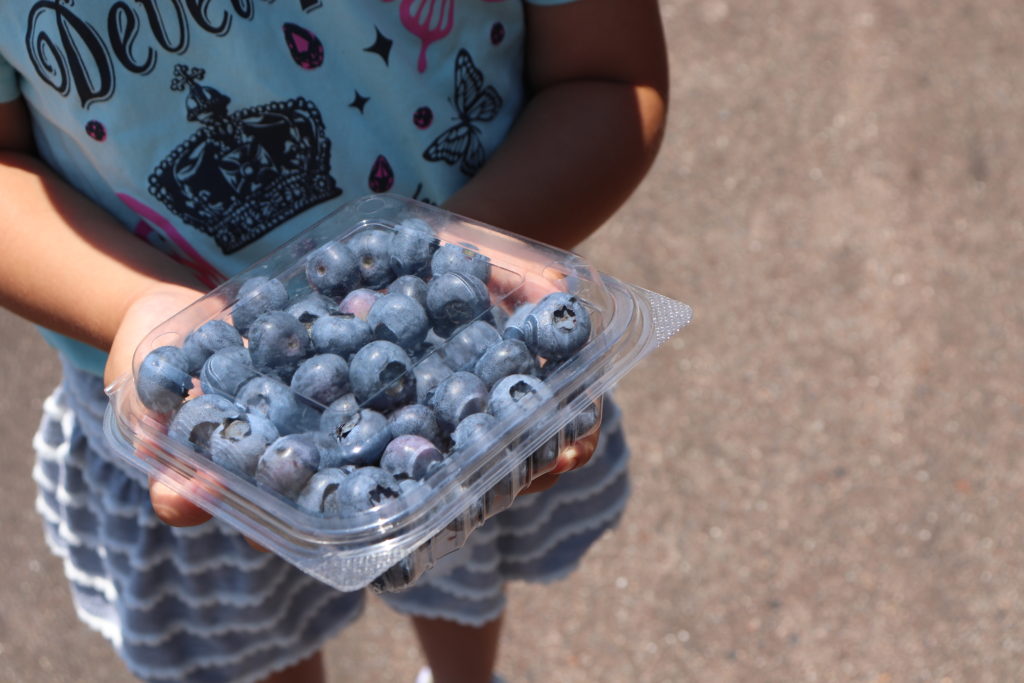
[236,376,320,435]
[348,227,394,288]
[538,357,568,381]
[323,466,401,515]
[413,353,454,404]
[338,288,381,320]
[208,412,279,477]
[387,274,428,308]
[182,320,243,374]
[255,433,321,498]
[444,488,487,534]
[305,241,361,297]
[422,329,447,351]
[319,408,391,467]
[568,400,601,440]
[500,302,535,342]
[430,242,491,282]
[522,293,592,361]
[349,340,416,410]
[530,435,560,471]
[167,393,242,448]
[388,404,441,443]
[311,314,373,359]
[368,293,429,351]
[290,353,350,407]
[487,374,554,421]
[397,477,431,504]
[473,339,539,387]
[297,467,355,514]
[489,306,510,334]
[425,271,491,337]
[429,371,489,433]
[451,412,497,451]
[442,320,501,371]
[136,346,193,413]
[232,276,288,334]
[247,311,311,380]
[318,393,361,432]
[200,346,256,398]
[399,479,428,499]
[388,218,436,277]
[380,435,444,480]
[286,293,335,329]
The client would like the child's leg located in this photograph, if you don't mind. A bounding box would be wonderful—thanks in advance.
[411,614,503,683]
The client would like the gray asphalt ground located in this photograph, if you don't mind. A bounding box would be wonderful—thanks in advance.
[3,1,1023,681]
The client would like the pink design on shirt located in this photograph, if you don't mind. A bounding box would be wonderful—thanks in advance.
[369,155,396,192]
[283,23,325,69]
[118,193,226,289]
[382,0,455,73]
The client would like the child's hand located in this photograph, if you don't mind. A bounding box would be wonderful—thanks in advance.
[521,429,600,494]
[104,283,215,528]
[472,241,603,495]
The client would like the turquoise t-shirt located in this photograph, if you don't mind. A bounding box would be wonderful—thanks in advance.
[0,0,576,376]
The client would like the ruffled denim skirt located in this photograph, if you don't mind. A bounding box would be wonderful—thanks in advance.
[33,358,630,682]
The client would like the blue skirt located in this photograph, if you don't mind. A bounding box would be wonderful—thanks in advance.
[33,359,630,682]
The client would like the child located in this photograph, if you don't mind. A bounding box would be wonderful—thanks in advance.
[0,1,668,681]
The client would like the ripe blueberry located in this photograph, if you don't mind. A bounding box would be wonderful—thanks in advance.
[349,340,416,410]
[388,218,436,277]
[305,241,361,297]
[208,412,279,477]
[247,310,311,380]
[368,293,429,351]
[425,271,490,338]
[232,276,288,334]
[255,433,321,498]
[430,242,491,282]
[200,345,256,399]
[380,435,444,480]
[348,227,394,288]
[290,353,350,407]
[182,320,243,374]
[429,371,489,433]
[137,345,192,413]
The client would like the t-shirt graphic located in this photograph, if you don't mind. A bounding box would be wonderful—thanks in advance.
[422,48,503,177]
[148,64,341,254]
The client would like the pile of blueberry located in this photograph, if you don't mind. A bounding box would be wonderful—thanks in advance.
[135,219,598,526]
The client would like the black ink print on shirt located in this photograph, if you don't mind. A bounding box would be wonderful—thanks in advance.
[25,0,266,108]
[149,65,341,254]
[423,49,502,177]
[364,27,393,65]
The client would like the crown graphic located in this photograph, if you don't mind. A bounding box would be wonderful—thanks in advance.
[149,65,341,254]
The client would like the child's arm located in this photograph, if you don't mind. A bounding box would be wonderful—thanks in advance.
[443,0,669,251]
[0,99,205,371]
[444,0,668,489]
[0,98,212,525]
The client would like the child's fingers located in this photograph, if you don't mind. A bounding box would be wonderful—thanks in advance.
[150,475,269,554]
[149,477,213,527]
[488,268,568,311]
[126,390,217,528]
[551,430,600,475]
[520,472,561,494]
[520,429,601,495]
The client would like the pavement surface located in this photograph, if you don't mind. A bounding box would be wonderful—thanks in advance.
[3,1,1024,681]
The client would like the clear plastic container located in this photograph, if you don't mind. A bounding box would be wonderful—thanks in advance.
[103,194,692,592]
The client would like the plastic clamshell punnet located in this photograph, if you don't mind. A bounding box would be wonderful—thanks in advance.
[103,194,692,592]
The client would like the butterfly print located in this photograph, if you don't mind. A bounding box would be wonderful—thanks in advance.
[423,49,502,176]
